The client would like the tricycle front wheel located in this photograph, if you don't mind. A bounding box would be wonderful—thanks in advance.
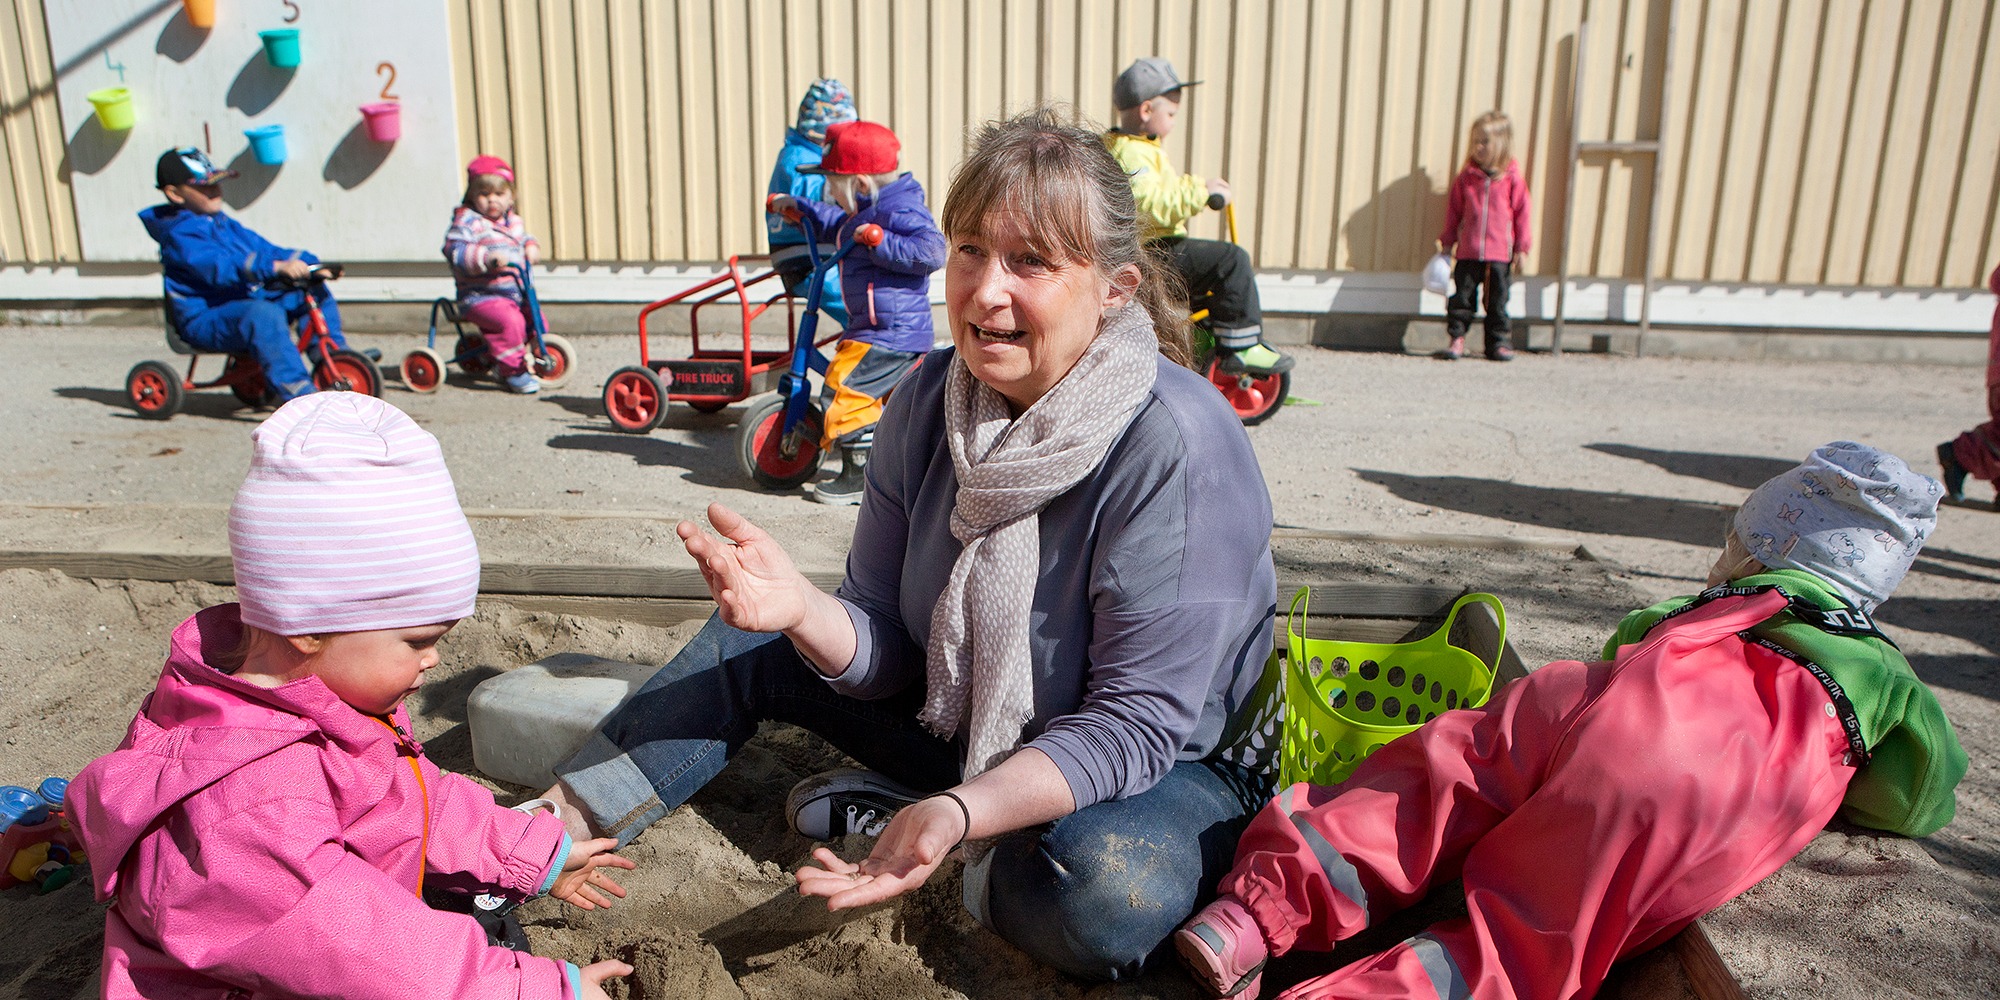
[531,333,576,389]
[604,365,668,433]
[737,394,824,490]
[400,348,446,393]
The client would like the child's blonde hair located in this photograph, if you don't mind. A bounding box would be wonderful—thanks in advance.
[824,170,903,206]
[463,172,513,208]
[1468,111,1514,170]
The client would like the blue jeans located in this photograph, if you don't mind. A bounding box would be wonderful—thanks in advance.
[556,613,1269,981]
[180,287,346,400]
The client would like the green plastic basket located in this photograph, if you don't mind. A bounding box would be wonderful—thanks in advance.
[1278,588,1504,787]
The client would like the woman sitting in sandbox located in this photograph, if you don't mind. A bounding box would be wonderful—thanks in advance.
[542,105,1281,980]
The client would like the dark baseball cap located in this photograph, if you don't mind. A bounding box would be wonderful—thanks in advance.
[156,147,237,188]
[1114,57,1200,110]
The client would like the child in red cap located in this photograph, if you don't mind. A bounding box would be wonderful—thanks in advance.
[443,155,545,394]
[768,121,945,504]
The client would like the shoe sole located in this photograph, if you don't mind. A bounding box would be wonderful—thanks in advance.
[1173,926,1264,999]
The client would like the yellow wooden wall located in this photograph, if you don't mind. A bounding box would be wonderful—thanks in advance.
[5,0,1998,291]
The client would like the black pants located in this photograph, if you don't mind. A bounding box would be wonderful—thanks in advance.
[1155,236,1262,345]
[1446,259,1512,347]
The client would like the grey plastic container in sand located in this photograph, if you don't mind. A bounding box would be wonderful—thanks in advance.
[467,652,661,789]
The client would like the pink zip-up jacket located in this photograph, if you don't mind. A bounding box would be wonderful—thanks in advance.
[69,604,580,1000]
[1439,160,1532,263]
[443,205,539,307]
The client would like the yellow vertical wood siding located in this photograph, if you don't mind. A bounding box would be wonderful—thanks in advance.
[6,0,1998,291]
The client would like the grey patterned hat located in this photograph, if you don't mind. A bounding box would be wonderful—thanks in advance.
[1733,441,1941,611]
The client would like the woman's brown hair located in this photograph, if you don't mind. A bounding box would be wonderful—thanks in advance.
[940,105,1193,368]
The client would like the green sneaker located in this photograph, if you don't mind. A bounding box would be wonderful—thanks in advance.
[1217,343,1295,376]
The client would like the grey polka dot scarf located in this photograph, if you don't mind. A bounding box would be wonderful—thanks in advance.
[922,303,1160,778]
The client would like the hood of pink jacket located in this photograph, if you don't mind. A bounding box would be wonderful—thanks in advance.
[69,604,413,901]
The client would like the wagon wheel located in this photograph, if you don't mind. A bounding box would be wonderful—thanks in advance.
[603,365,668,433]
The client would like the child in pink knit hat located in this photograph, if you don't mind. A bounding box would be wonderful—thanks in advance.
[444,154,546,393]
[69,393,634,1000]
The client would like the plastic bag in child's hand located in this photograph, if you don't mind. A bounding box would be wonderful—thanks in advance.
[1423,252,1453,296]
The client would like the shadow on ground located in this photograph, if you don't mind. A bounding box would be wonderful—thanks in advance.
[54,385,258,422]
[1354,470,1733,549]
[1586,443,1797,491]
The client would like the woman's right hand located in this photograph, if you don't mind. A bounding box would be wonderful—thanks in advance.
[578,960,633,1000]
[678,502,813,633]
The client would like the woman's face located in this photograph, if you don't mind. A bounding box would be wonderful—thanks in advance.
[946,210,1136,413]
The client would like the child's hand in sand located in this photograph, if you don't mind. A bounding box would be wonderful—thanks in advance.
[551,837,636,910]
[794,796,966,909]
[579,960,633,1000]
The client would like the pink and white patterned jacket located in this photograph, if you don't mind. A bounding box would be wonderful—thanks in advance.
[443,205,540,307]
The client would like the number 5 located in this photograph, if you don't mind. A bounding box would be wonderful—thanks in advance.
[281,0,299,23]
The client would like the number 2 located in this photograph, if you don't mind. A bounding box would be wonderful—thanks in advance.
[377,62,398,101]
[281,0,299,23]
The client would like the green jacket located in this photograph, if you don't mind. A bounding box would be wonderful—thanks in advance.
[1103,130,1207,241]
[1604,569,1966,838]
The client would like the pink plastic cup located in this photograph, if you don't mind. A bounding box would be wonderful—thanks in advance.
[360,102,401,143]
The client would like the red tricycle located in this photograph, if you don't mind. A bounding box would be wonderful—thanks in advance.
[124,264,380,420]
[399,263,575,393]
[602,209,879,491]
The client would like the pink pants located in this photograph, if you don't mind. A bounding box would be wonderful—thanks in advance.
[1221,594,1854,1000]
[463,297,529,377]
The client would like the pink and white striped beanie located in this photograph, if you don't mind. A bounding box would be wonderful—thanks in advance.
[229,393,479,635]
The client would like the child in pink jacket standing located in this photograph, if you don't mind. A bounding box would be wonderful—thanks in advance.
[1936,261,2000,505]
[1438,111,1531,361]
[69,393,634,1000]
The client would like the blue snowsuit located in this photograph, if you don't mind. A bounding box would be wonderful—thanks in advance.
[140,204,346,400]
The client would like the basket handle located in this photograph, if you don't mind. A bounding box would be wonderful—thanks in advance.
[1286,586,1311,668]
[1433,592,1508,671]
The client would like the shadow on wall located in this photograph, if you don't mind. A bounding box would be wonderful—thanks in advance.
[223,145,278,209]
[1585,443,1798,491]
[225,50,295,116]
[1342,169,1437,275]
[154,5,207,62]
[61,116,130,179]
[323,121,391,190]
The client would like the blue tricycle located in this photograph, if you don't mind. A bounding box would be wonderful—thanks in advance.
[399,263,575,393]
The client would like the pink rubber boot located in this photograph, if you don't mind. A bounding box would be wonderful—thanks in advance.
[1175,896,1269,998]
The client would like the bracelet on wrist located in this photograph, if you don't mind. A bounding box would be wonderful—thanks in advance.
[928,791,972,851]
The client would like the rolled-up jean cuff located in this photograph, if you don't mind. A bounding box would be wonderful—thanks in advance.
[557,732,668,849]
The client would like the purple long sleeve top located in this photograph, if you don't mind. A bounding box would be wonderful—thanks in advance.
[828,349,1278,808]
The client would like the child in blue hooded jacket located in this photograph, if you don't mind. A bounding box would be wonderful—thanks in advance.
[768,120,945,505]
[139,148,352,403]
[766,79,857,329]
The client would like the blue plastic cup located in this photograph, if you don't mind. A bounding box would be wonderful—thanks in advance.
[245,124,287,165]
[36,777,69,809]
[259,28,301,69]
[0,786,47,832]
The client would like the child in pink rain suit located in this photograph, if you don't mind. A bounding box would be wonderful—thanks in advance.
[444,155,546,393]
[1175,441,1966,1000]
[1937,262,2000,505]
[68,392,635,1000]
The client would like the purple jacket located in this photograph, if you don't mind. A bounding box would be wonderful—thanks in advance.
[795,173,946,354]
[1440,160,1533,263]
[69,605,578,1000]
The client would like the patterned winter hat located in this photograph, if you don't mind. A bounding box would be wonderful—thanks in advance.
[795,78,857,140]
[1733,441,1941,611]
[229,393,480,634]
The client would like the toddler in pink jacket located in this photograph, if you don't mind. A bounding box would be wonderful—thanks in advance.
[69,393,634,1000]
[1437,110,1532,361]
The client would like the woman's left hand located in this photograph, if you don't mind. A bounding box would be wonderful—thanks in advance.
[794,796,965,909]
